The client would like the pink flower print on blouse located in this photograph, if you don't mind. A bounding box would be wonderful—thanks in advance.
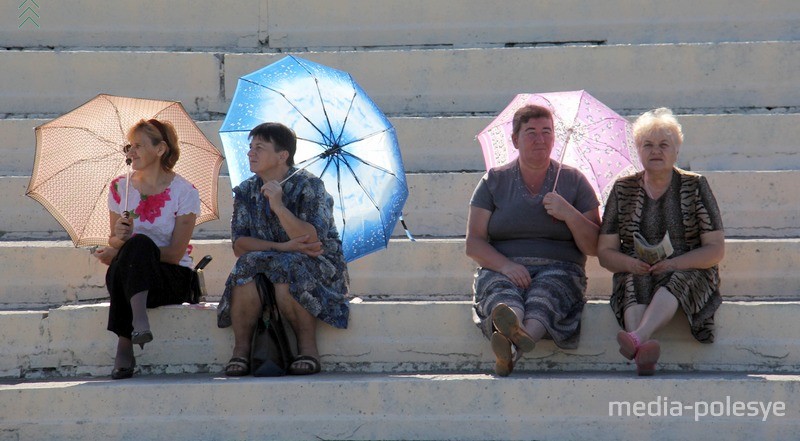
[134,188,172,224]
[110,176,123,204]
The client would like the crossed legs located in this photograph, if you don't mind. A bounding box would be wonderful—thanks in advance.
[618,287,679,375]
[490,303,547,376]
[623,287,679,342]
[113,290,149,373]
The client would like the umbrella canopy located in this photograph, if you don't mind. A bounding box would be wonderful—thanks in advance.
[477,90,641,212]
[220,55,409,262]
[27,94,224,247]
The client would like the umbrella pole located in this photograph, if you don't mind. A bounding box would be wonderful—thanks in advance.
[552,127,573,194]
[279,155,326,185]
[123,158,131,218]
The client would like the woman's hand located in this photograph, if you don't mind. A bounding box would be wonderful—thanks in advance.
[113,216,133,242]
[93,246,118,266]
[649,258,677,275]
[543,192,573,221]
[499,261,531,289]
[628,257,652,275]
[261,180,284,210]
[282,234,324,257]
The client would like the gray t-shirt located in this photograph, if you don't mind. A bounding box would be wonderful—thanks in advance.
[470,159,599,266]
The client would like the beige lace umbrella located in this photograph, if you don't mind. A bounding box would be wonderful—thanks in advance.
[26,94,224,247]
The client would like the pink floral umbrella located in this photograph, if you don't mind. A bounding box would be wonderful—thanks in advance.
[477,90,641,213]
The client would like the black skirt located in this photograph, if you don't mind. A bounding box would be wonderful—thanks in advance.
[105,234,193,338]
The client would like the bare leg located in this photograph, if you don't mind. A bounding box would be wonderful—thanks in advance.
[631,287,679,342]
[274,283,318,358]
[230,282,262,361]
[130,291,149,332]
[623,304,647,333]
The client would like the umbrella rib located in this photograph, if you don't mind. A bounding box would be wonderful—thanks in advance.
[41,125,125,150]
[336,128,392,149]
[334,156,348,240]
[339,156,382,212]
[292,57,346,145]
[333,77,358,147]
[105,95,128,142]
[239,78,333,146]
[339,150,400,180]
[30,151,123,191]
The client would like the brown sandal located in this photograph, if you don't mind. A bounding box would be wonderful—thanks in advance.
[491,332,514,377]
[288,355,321,375]
[492,303,536,353]
[224,357,250,376]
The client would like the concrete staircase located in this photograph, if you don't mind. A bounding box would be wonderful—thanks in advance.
[1,1,799,440]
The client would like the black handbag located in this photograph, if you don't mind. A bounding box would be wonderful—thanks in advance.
[250,274,294,377]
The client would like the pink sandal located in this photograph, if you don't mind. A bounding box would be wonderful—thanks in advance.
[616,330,641,360]
[635,340,661,376]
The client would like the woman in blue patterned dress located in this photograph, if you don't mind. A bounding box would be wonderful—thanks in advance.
[217,122,349,376]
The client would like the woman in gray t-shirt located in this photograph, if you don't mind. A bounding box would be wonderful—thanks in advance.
[467,105,600,376]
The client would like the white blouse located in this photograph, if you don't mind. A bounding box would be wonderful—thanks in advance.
[108,173,201,267]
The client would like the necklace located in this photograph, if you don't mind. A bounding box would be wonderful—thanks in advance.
[642,176,668,199]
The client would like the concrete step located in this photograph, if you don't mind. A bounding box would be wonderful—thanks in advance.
[0,238,796,308]
[3,300,800,380]
[1,371,797,441]
[2,169,798,241]
[223,42,799,115]
[2,42,797,116]
[4,0,798,50]
[267,0,800,48]
[4,114,800,176]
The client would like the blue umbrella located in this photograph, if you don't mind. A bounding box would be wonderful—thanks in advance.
[220,55,410,262]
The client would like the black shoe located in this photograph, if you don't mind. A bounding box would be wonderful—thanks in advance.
[131,330,153,349]
[111,358,136,380]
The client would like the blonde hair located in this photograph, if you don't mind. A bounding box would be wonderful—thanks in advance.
[127,119,180,171]
[632,107,684,149]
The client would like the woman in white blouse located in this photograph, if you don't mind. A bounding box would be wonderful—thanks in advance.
[93,119,201,380]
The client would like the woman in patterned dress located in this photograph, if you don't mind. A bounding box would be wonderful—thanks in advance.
[597,108,725,376]
[93,119,201,380]
[218,122,349,376]
[467,105,601,376]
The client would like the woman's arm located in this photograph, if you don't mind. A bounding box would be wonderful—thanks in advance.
[159,213,196,265]
[597,233,651,275]
[465,206,531,288]
[543,192,600,256]
[650,230,725,274]
[262,180,319,242]
[232,235,322,258]
[94,211,127,265]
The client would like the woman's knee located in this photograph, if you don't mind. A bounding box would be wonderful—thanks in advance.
[230,282,260,309]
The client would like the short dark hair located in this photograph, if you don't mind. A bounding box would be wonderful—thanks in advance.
[248,122,297,166]
[512,105,554,137]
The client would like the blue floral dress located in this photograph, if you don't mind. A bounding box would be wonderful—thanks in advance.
[217,168,349,329]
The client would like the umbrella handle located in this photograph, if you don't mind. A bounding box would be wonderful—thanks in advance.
[123,156,132,219]
[123,166,131,218]
[551,127,573,195]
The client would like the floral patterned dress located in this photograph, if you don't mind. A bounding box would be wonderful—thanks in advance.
[217,168,350,329]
